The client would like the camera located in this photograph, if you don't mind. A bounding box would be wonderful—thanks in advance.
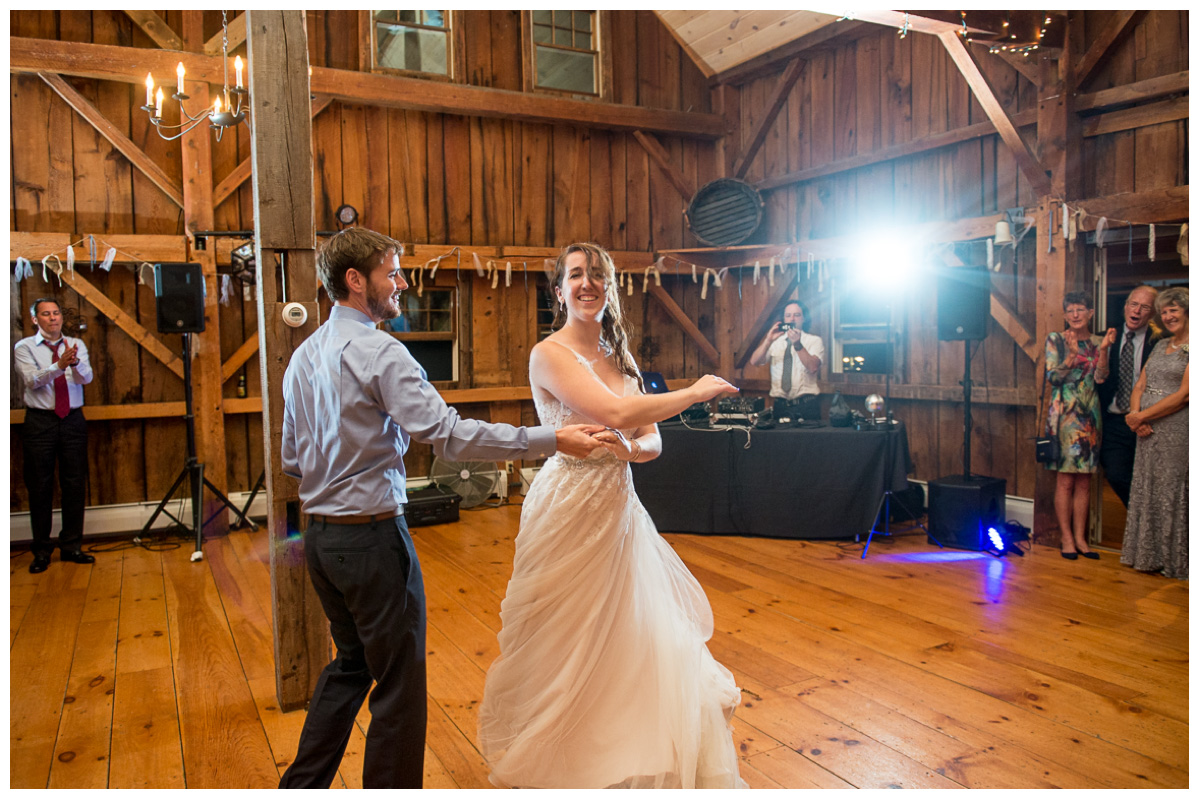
[778,323,794,332]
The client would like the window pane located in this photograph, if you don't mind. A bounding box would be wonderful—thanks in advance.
[532,9,551,24]
[374,10,401,24]
[574,11,591,32]
[554,26,570,46]
[536,45,596,94]
[554,10,572,27]
[376,23,448,75]
[574,30,592,50]
[397,10,417,23]
[424,10,444,27]
[533,24,551,44]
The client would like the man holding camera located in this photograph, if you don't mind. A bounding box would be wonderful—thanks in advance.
[750,300,824,421]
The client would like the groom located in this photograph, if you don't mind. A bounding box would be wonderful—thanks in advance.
[279,227,602,788]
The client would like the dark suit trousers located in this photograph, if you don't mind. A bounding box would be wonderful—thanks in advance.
[1100,410,1136,507]
[22,407,88,557]
[279,516,427,789]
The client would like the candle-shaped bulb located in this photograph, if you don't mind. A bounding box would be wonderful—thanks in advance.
[234,55,243,89]
[155,87,164,117]
[176,62,185,93]
[213,96,222,116]
[145,72,154,106]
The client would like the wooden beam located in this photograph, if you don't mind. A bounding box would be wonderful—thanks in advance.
[124,10,183,51]
[10,37,726,139]
[733,271,799,369]
[818,380,1034,407]
[1074,185,1190,228]
[990,289,1039,362]
[1075,11,1141,87]
[844,11,975,36]
[990,49,1038,85]
[647,284,720,366]
[631,131,693,201]
[203,12,246,57]
[732,58,804,180]
[939,31,1051,196]
[181,11,230,533]
[221,335,260,385]
[246,9,327,714]
[759,108,1038,192]
[38,72,184,208]
[1083,96,1189,138]
[213,95,333,208]
[53,261,185,379]
[1074,70,1189,113]
[10,232,187,263]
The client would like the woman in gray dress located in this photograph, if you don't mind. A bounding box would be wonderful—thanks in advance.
[1121,286,1189,579]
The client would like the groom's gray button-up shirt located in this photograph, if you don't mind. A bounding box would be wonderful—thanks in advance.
[282,305,556,516]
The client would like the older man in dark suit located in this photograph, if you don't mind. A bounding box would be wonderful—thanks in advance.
[1098,285,1160,506]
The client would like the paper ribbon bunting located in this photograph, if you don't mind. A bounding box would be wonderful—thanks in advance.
[1177,224,1188,265]
[219,274,234,305]
[1094,217,1108,248]
[66,244,75,275]
[99,247,116,272]
[42,254,63,285]
[411,266,424,297]
[473,252,486,277]
[89,235,97,269]
[987,238,995,270]
[137,262,154,286]
[767,255,776,287]
[427,256,439,279]
[753,259,761,284]
[14,257,33,282]
[714,268,725,288]
[642,263,662,292]
[691,263,697,283]
[700,268,711,300]
[505,261,512,288]
[627,272,634,295]
[1148,224,1156,261]
[618,271,625,288]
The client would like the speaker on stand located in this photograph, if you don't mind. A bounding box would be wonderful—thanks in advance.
[140,264,250,561]
[929,264,1006,550]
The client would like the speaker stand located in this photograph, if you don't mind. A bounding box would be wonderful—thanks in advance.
[136,333,250,561]
[234,471,265,531]
[860,412,943,558]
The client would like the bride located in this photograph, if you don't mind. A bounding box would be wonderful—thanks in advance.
[477,242,746,789]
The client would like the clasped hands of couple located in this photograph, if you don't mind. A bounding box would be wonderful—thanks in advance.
[1063,327,1154,438]
[552,373,740,460]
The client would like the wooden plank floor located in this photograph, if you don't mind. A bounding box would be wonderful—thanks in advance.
[9,505,1189,788]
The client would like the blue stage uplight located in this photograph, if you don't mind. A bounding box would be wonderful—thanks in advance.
[987,526,1005,551]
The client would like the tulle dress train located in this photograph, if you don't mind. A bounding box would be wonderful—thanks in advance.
[477,347,745,789]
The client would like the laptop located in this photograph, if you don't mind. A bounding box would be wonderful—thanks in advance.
[641,371,668,394]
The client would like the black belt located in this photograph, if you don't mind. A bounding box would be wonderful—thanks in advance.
[310,509,404,526]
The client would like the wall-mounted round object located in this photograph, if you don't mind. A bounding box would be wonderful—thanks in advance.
[282,302,308,328]
[685,178,764,247]
[336,204,359,229]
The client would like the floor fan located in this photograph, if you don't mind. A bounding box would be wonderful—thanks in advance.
[428,457,507,509]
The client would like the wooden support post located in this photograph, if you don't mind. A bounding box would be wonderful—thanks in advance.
[246,9,327,713]
[1032,15,1084,544]
[181,12,229,535]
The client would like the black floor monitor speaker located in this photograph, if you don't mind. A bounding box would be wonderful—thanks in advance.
[155,262,206,333]
[937,265,989,340]
[927,475,1006,550]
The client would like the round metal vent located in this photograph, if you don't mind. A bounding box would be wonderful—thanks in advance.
[686,178,764,246]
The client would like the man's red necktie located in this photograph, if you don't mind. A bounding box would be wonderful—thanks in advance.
[46,340,70,418]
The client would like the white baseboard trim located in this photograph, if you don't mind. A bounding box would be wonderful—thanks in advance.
[9,490,270,545]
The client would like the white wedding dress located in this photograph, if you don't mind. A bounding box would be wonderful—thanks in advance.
[477,344,745,789]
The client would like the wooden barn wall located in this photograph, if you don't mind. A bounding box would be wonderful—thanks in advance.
[8,9,715,512]
[709,9,1188,499]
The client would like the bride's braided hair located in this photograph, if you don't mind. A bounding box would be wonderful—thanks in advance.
[550,243,646,394]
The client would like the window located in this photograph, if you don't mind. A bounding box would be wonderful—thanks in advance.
[526,10,604,97]
[831,279,894,375]
[372,10,451,77]
[535,276,558,340]
[381,286,458,382]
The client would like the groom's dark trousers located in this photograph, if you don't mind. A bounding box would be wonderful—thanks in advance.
[278,515,426,788]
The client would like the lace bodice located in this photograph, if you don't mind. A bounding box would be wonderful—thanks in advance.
[533,341,638,468]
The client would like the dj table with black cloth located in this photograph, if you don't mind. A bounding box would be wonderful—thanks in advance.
[631,422,912,539]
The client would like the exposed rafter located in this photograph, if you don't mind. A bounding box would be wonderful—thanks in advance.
[124,10,182,51]
[1075,11,1142,87]
[732,58,804,181]
[939,31,1051,196]
[632,131,694,201]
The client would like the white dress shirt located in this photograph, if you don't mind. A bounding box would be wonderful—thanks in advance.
[14,330,93,411]
[767,331,824,399]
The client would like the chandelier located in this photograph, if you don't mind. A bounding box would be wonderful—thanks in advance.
[140,10,248,142]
